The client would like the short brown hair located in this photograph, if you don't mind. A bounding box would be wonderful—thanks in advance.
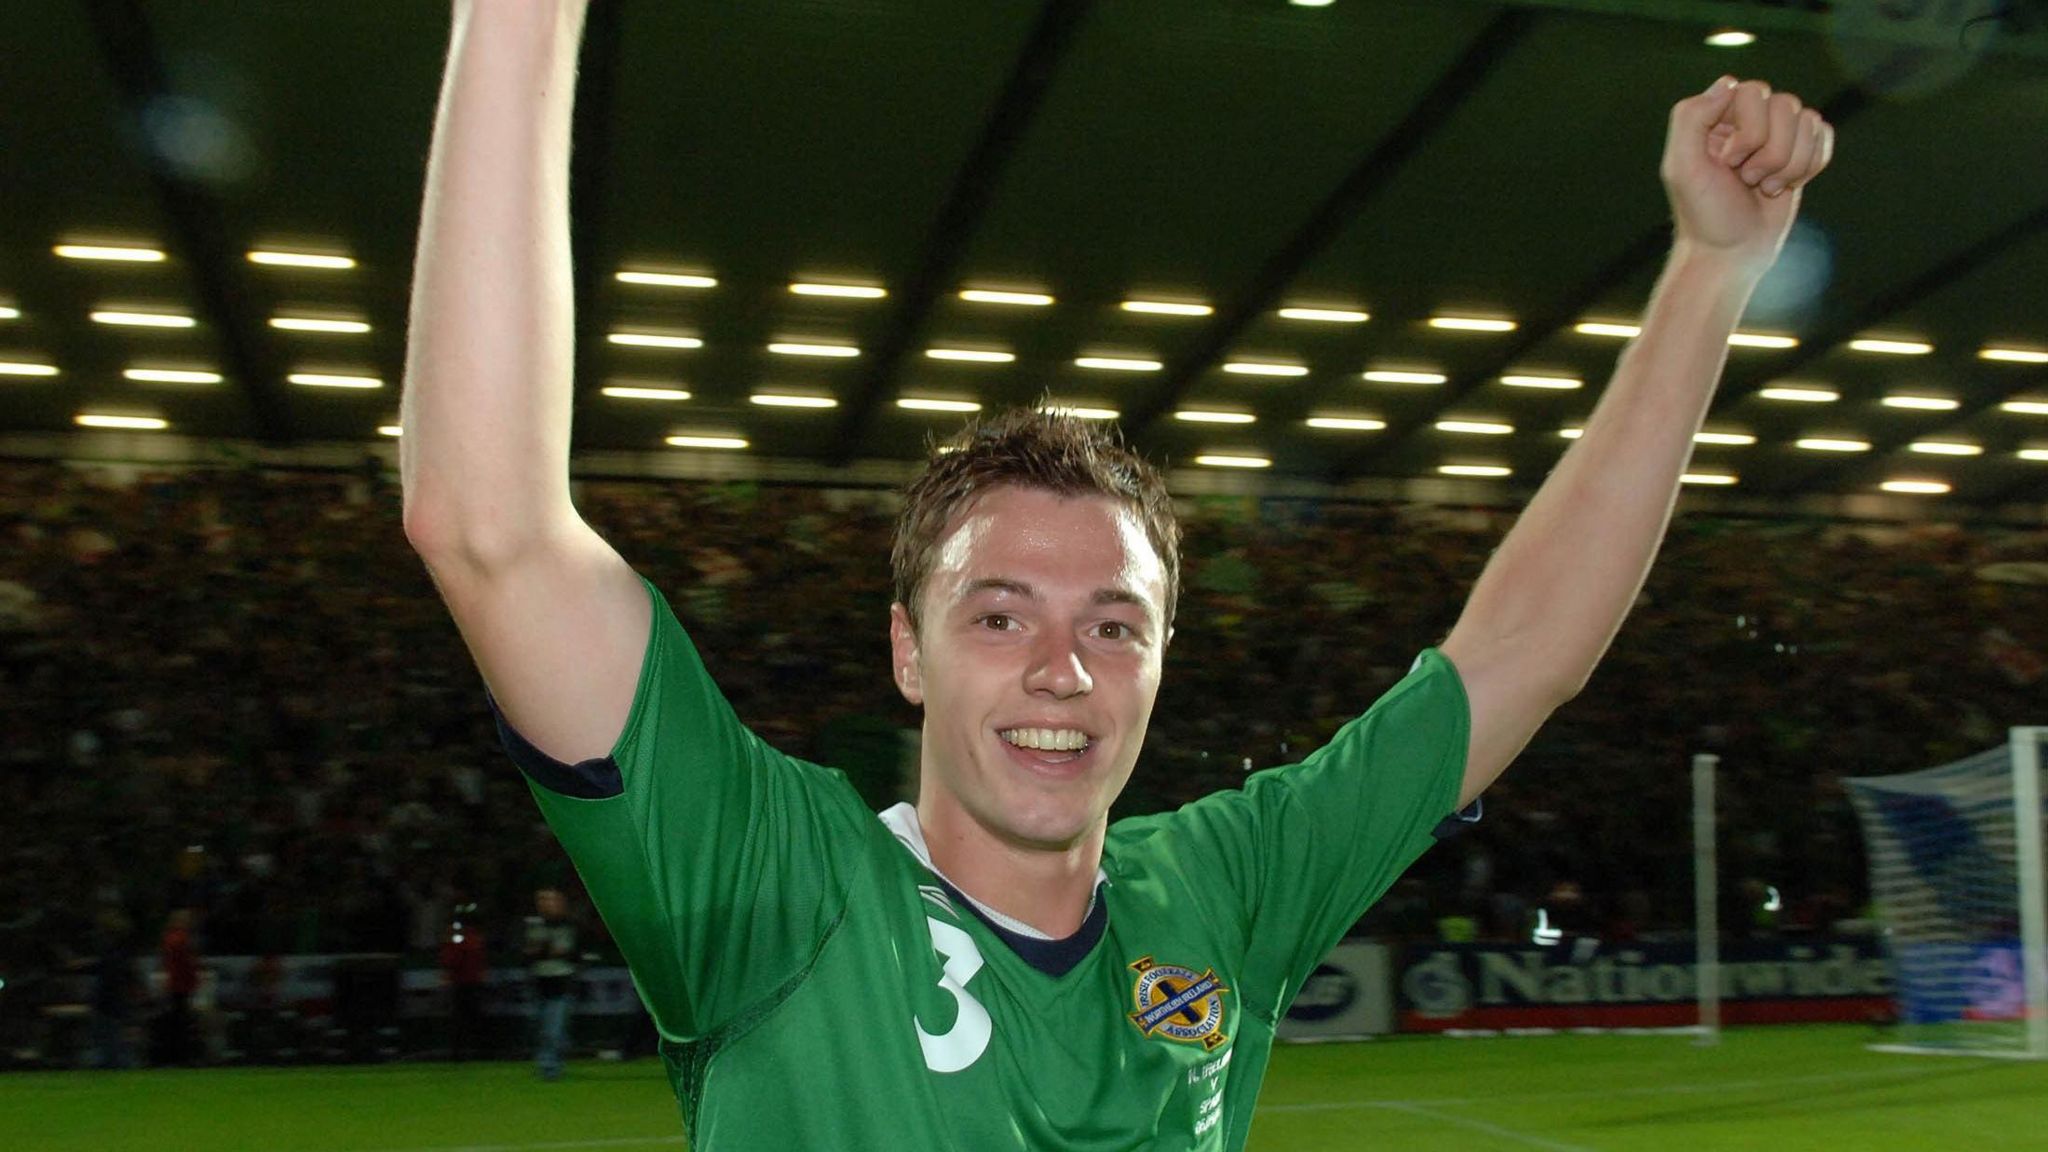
[892,408,1180,632]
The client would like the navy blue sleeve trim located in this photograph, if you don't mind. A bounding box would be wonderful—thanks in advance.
[1431,796,1483,842]
[487,690,625,800]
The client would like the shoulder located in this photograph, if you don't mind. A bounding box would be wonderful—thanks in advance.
[1103,792,1255,880]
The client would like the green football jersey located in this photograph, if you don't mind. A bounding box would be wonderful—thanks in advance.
[499,575,1467,1150]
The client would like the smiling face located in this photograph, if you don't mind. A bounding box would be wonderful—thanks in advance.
[891,485,1169,854]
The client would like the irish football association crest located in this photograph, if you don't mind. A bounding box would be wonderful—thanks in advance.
[1127,956,1229,1051]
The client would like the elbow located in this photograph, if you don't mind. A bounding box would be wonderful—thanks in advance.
[402,499,554,575]
[400,498,449,557]
[1536,651,1602,709]
[1551,664,1595,706]
[1443,626,1593,711]
[402,498,482,565]
[399,441,575,569]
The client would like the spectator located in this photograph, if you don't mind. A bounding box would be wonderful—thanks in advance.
[0,461,2042,1029]
[87,908,140,1070]
[154,908,201,1065]
[439,900,489,1062]
[523,887,577,1080]
[241,951,286,1062]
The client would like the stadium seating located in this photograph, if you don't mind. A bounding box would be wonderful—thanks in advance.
[3,461,2043,1063]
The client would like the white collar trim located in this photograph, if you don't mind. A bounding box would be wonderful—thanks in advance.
[878,803,1106,941]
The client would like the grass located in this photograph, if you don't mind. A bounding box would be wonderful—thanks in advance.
[4,1025,2045,1151]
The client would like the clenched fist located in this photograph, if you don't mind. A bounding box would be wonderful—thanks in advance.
[1661,76,1835,278]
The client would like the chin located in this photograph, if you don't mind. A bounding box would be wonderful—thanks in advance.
[992,796,1104,851]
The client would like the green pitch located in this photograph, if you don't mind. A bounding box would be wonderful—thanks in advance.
[5,1025,2045,1151]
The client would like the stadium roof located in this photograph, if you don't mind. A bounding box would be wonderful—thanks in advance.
[4,0,2048,512]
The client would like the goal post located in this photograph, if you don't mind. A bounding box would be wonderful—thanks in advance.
[1846,727,2048,1060]
[1693,751,1720,1047]
[2018,728,2047,1061]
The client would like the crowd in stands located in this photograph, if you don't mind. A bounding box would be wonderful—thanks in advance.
[3,457,2044,1054]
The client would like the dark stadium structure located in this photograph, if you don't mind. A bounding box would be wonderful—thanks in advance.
[2,0,2046,1082]
[0,0,2045,508]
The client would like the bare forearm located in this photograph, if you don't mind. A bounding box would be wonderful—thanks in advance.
[1451,243,1757,700]
[1439,78,1831,803]
[400,0,591,561]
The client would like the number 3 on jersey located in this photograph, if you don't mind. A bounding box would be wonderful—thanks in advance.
[915,916,991,1073]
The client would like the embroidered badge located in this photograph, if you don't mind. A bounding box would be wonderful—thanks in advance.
[1127,956,1230,1051]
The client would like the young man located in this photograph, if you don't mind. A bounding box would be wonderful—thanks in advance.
[400,2,1832,1146]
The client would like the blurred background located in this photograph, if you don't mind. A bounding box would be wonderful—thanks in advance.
[2,0,2046,1082]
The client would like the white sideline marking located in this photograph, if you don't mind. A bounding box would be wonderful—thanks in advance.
[1377,1102,1598,1152]
[85,1054,1999,1152]
[1258,1061,1987,1151]
[1264,1059,1985,1114]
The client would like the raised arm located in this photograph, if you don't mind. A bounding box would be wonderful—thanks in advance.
[401,0,650,765]
[1439,77,1835,807]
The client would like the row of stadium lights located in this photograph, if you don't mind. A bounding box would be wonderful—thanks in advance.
[1292,0,1772,56]
[15,244,2048,495]
[1274,7,1994,495]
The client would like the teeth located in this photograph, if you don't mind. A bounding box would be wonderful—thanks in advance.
[1001,728,1090,752]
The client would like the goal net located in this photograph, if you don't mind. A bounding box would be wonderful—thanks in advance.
[1846,728,2047,1059]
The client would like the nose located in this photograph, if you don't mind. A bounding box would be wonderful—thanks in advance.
[1023,629,1093,699]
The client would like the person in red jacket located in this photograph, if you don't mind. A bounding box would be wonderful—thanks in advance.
[156,908,202,1065]
[439,900,490,1062]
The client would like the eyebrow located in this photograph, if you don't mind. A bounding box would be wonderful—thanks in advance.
[958,578,1153,614]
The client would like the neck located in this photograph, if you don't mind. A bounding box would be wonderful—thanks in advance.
[915,799,1104,938]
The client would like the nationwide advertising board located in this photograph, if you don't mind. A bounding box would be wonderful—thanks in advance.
[1395,936,1893,1032]
[1277,941,1395,1039]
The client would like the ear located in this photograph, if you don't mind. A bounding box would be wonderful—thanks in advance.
[889,602,924,706]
